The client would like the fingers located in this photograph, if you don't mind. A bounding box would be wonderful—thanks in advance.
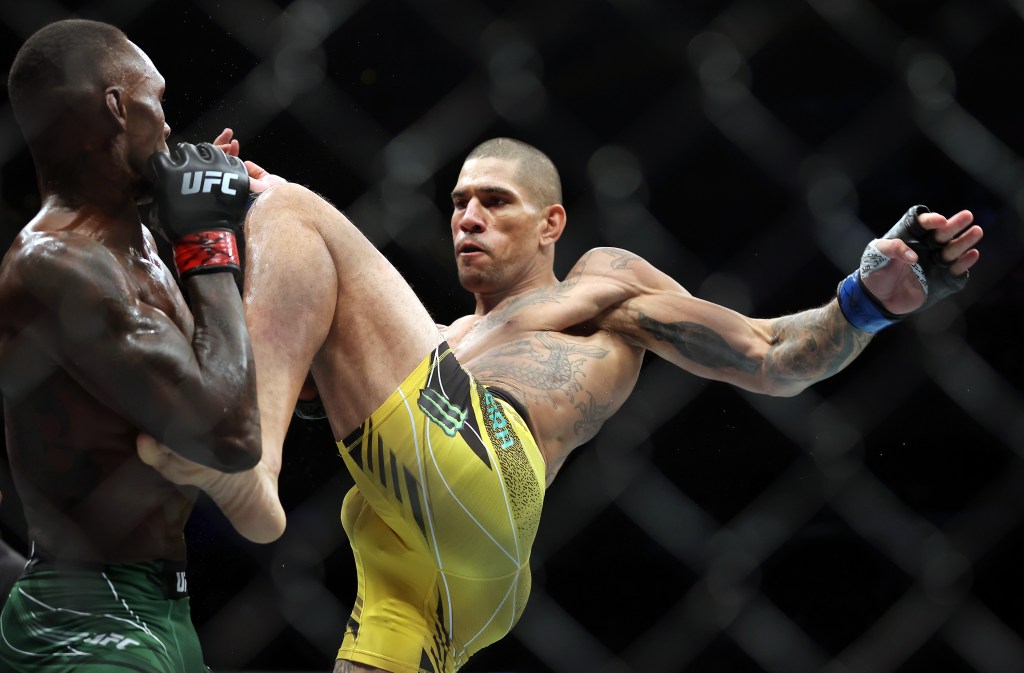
[918,209,984,271]
[136,432,169,468]
[212,128,240,157]
[244,160,289,193]
[948,247,980,277]
[917,210,974,243]
[872,237,918,264]
[211,128,233,146]
[244,159,268,180]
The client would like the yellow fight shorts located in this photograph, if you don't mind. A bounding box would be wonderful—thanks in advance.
[336,342,546,673]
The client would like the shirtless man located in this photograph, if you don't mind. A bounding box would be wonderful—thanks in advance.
[0,19,261,671]
[142,136,982,673]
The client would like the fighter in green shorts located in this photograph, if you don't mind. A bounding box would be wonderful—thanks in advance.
[0,554,204,672]
[1,19,261,673]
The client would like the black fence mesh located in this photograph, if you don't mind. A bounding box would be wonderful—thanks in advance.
[1,1,1023,672]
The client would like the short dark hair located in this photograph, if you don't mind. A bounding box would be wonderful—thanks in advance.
[8,19,133,135]
[465,138,562,208]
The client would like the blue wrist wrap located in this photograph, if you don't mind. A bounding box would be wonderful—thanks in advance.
[836,272,897,333]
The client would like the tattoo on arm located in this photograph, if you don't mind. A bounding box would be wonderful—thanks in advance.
[602,248,642,270]
[564,248,641,287]
[638,313,760,373]
[639,305,869,385]
[762,306,870,382]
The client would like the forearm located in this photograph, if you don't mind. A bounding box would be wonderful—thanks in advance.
[145,141,260,470]
[180,272,261,468]
[758,299,872,395]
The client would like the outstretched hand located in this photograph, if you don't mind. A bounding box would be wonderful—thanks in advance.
[860,209,982,315]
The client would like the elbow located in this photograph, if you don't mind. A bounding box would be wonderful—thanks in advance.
[203,408,263,472]
[212,426,262,473]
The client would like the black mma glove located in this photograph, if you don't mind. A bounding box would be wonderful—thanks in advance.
[837,204,970,332]
[147,142,250,280]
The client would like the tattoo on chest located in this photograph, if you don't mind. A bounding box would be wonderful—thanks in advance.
[473,329,606,403]
[474,284,569,334]
[474,249,640,334]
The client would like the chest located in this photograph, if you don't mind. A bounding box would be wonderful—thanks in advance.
[122,252,193,336]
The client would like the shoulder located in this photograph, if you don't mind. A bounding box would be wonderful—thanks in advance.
[1,230,133,308]
[566,247,647,276]
[566,247,689,294]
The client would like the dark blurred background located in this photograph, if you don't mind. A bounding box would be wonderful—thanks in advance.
[2,1,1023,672]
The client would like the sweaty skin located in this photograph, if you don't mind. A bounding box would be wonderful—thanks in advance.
[0,28,259,564]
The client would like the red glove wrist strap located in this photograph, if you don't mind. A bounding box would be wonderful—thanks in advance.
[173,231,240,278]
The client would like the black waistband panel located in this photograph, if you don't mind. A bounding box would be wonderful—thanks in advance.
[28,545,189,598]
[486,385,531,428]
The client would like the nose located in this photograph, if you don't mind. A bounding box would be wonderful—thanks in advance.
[163,123,171,139]
[457,197,486,232]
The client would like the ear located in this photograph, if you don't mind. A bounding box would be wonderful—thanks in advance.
[105,86,128,130]
[538,204,566,247]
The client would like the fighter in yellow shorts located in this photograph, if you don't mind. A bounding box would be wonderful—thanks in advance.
[336,343,545,673]
[138,136,982,673]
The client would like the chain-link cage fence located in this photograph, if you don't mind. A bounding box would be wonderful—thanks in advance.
[1,0,1023,671]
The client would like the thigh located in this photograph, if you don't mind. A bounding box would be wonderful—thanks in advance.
[244,183,444,445]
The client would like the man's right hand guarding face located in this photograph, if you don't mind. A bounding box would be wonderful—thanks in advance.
[147,142,250,280]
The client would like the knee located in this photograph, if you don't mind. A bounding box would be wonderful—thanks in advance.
[250,182,320,221]
[248,182,351,236]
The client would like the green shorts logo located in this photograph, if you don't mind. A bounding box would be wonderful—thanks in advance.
[418,388,467,437]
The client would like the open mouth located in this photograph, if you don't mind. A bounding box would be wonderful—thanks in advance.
[458,242,486,256]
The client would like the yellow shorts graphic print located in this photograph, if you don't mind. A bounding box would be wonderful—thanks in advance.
[336,343,546,673]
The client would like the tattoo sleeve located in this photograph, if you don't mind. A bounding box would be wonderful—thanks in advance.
[638,304,870,387]
[761,304,871,383]
[638,313,760,373]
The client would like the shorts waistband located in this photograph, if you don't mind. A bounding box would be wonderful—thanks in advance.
[28,544,190,599]
[485,385,531,427]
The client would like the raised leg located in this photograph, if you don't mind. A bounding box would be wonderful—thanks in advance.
[243,183,444,452]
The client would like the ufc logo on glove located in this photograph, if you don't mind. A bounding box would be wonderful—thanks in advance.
[179,170,240,196]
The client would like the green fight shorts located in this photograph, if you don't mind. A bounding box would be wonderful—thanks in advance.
[0,554,207,672]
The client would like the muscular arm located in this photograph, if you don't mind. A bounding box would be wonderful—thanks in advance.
[10,233,260,471]
[635,300,870,396]
[586,248,871,397]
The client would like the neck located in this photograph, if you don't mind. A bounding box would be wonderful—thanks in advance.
[473,266,560,315]
[36,149,138,220]
[37,188,147,253]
